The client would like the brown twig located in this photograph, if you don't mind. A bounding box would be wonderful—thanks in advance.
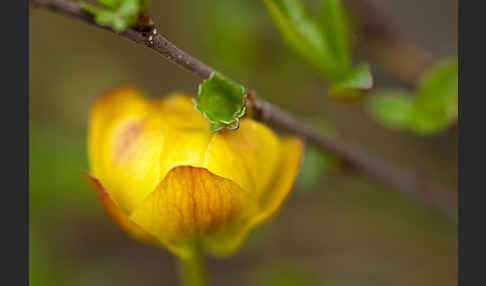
[30,0,456,221]
[251,98,457,220]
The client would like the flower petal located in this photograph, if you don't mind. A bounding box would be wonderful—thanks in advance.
[202,136,304,257]
[250,138,304,225]
[84,173,159,246]
[88,87,164,213]
[203,119,282,199]
[152,94,215,186]
[130,166,255,259]
[157,127,213,184]
[154,93,210,130]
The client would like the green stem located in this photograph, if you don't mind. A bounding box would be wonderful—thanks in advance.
[177,243,209,286]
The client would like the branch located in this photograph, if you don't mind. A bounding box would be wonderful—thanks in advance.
[30,0,456,221]
[251,99,456,220]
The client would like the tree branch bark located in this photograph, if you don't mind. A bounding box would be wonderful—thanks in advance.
[30,0,456,221]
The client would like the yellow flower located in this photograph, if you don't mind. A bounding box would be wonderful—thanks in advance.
[85,86,303,259]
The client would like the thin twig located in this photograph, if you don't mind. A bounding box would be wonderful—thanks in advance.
[30,0,456,221]
[252,99,457,220]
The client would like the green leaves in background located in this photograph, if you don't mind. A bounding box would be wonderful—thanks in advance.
[263,0,335,75]
[367,90,414,129]
[297,145,339,191]
[262,0,372,98]
[320,0,350,69]
[195,72,247,132]
[367,60,458,135]
[329,64,373,98]
[409,60,458,134]
[81,0,150,32]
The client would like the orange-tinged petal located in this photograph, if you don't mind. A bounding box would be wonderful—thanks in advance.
[151,94,215,188]
[157,127,213,184]
[88,87,163,213]
[88,86,148,178]
[84,173,159,246]
[202,137,304,257]
[130,166,255,259]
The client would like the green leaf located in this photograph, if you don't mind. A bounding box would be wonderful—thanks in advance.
[329,64,373,98]
[262,0,372,95]
[367,90,413,129]
[95,10,130,32]
[366,59,457,135]
[118,0,140,16]
[99,0,124,9]
[81,0,150,32]
[195,72,247,132]
[320,0,351,69]
[408,60,458,134]
[262,0,340,77]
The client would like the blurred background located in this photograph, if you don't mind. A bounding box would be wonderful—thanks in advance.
[29,0,457,285]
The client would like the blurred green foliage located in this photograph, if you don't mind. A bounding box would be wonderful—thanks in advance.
[29,127,92,286]
[409,60,458,134]
[328,64,373,98]
[82,0,151,32]
[29,127,91,212]
[367,90,414,129]
[367,60,458,134]
[262,0,372,98]
[319,0,351,69]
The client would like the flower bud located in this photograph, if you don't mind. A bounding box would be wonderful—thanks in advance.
[86,87,303,258]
